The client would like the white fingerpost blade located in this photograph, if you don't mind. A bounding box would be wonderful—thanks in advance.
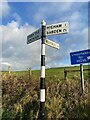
[45,39,59,49]
[46,22,69,36]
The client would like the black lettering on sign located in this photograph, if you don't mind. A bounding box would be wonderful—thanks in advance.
[51,30,53,34]
[57,29,59,33]
[47,26,50,29]
[59,24,62,27]
[65,24,67,26]
[63,29,67,32]
[51,25,53,29]
[32,33,34,36]
[54,25,57,29]
[59,29,62,32]
[53,30,56,33]
[54,29,57,34]
[56,25,59,28]
[50,31,52,34]
[52,30,54,33]
[52,25,55,29]
[47,31,49,35]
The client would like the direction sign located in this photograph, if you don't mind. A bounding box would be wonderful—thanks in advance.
[45,39,59,49]
[70,49,90,65]
[27,28,41,44]
[27,20,69,118]
[46,22,69,36]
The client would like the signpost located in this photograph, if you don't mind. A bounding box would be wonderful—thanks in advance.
[46,22,69,36]
[70,49,90,65]
[27,20,69,120]
[45,39,59,49]
[27,29,41,44]
[39,20,46,119]
[70,49,90,95]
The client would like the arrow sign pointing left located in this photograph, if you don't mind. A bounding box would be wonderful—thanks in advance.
[27,28,41,44]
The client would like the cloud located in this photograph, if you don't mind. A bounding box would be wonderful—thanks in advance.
[1,20,88,70]
[1,62,11,66]
[64,27,88,53]
[70,12,81,21]
[1,20,41,70]
[33,2,74,23]
[1,19,70,70]
[12,13,21,23]
[31,2,88,29]
[1,2,88,70]
[0,0,10,18]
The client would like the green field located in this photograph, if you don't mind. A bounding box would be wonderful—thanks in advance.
[4,64,89,80]
[1,65,90,119]
[11,65,90,82]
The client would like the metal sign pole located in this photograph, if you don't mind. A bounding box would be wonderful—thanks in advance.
[80,64,84,95]
[39,20,46,120]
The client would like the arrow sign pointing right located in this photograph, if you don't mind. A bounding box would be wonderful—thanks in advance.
[87,56,90,60]
[45,39,59,49]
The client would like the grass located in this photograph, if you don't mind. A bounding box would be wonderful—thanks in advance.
[32,65,90,81]
[1,65,90,119]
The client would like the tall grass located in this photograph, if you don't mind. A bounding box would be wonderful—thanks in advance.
[1,66,90,119]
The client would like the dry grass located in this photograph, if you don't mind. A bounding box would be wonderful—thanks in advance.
[1,70,90,119]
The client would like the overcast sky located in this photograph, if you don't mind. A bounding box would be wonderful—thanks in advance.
[1,0,89,70]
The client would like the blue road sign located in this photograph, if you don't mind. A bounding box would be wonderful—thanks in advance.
[70,49,90,65]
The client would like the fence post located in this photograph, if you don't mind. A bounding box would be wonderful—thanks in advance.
[80,64,84,95]
[8,66,10,75]
[29,68,32,79]
[64,69,67,80]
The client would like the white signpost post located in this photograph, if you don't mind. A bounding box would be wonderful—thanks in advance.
[27,20,69,120]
